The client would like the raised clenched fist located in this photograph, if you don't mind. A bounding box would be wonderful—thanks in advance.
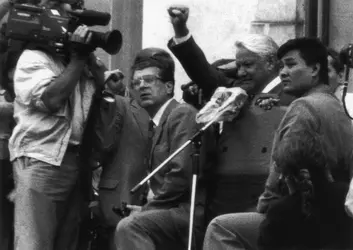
[167,5,190,37]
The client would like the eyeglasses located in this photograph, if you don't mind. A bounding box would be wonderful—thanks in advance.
[131,75,164,88]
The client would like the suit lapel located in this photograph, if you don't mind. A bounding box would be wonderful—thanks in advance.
[151,99,179,153]
[130,99,149,144]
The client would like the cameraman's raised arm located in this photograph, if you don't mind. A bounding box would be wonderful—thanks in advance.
[39,25,93,112]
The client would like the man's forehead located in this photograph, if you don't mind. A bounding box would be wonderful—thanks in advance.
[281,50,301,61]
[133,67,160,78]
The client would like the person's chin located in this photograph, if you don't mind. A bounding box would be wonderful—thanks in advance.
[283,86,301,97]
[140,99,154,108]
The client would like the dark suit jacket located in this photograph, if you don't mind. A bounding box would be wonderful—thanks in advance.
[258,85,353,214]
[143,99,200,210]
[141,99,210,240]
[94,95,150,227]
[168,36,295,106]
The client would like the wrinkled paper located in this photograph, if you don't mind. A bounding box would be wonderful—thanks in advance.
[196,87,248,124]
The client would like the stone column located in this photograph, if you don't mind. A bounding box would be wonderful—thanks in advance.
[110,0,143,79]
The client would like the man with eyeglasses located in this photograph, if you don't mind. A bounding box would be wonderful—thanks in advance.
[114,47,208,250]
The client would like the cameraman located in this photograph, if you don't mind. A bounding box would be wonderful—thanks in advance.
[8,1,103,249]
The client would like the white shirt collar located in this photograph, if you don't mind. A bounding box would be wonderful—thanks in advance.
[261,76,281,93]
[152,98,174,126]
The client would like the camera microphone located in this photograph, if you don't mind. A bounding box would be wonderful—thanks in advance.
[68,9,111,26]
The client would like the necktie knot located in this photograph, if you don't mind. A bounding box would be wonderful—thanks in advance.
[148,120,155,139]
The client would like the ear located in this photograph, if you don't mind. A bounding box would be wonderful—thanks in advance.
[266,55,277,72]
[311,63,321,78]
[165,81,174,95]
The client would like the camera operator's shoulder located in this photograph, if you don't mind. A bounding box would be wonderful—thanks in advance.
[17,49,53,65]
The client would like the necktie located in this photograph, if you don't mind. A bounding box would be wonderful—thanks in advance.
[147,120,155,169]
[140,120,156,205]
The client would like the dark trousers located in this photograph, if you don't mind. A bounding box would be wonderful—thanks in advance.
[115,205,203,250]
[203,212,265,250]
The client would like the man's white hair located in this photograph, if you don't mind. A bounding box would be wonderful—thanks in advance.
[235,34,279,59]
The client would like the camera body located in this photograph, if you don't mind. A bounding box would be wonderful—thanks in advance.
[4,3,122,55]
[6,4,70,54]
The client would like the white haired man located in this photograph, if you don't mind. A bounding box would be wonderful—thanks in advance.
[167,5,290,246]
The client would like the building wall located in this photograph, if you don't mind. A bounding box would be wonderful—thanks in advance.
[251,0,305,45]
[328,0,353,52]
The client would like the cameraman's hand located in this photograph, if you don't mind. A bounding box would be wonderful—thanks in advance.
[167,5,189,38]
[69,25,94,59]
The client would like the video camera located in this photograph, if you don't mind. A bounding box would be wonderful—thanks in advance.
[3,3,122,55]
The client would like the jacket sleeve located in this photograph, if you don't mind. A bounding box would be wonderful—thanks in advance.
[144,104,199,210]
[257,100,318,213]
[90,94,126,159]
[168,36,238,101]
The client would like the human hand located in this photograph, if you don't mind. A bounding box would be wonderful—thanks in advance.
[104,69,124,83]
[104,69,125,95]
[69,25,94,59]
[167,5,189,37]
